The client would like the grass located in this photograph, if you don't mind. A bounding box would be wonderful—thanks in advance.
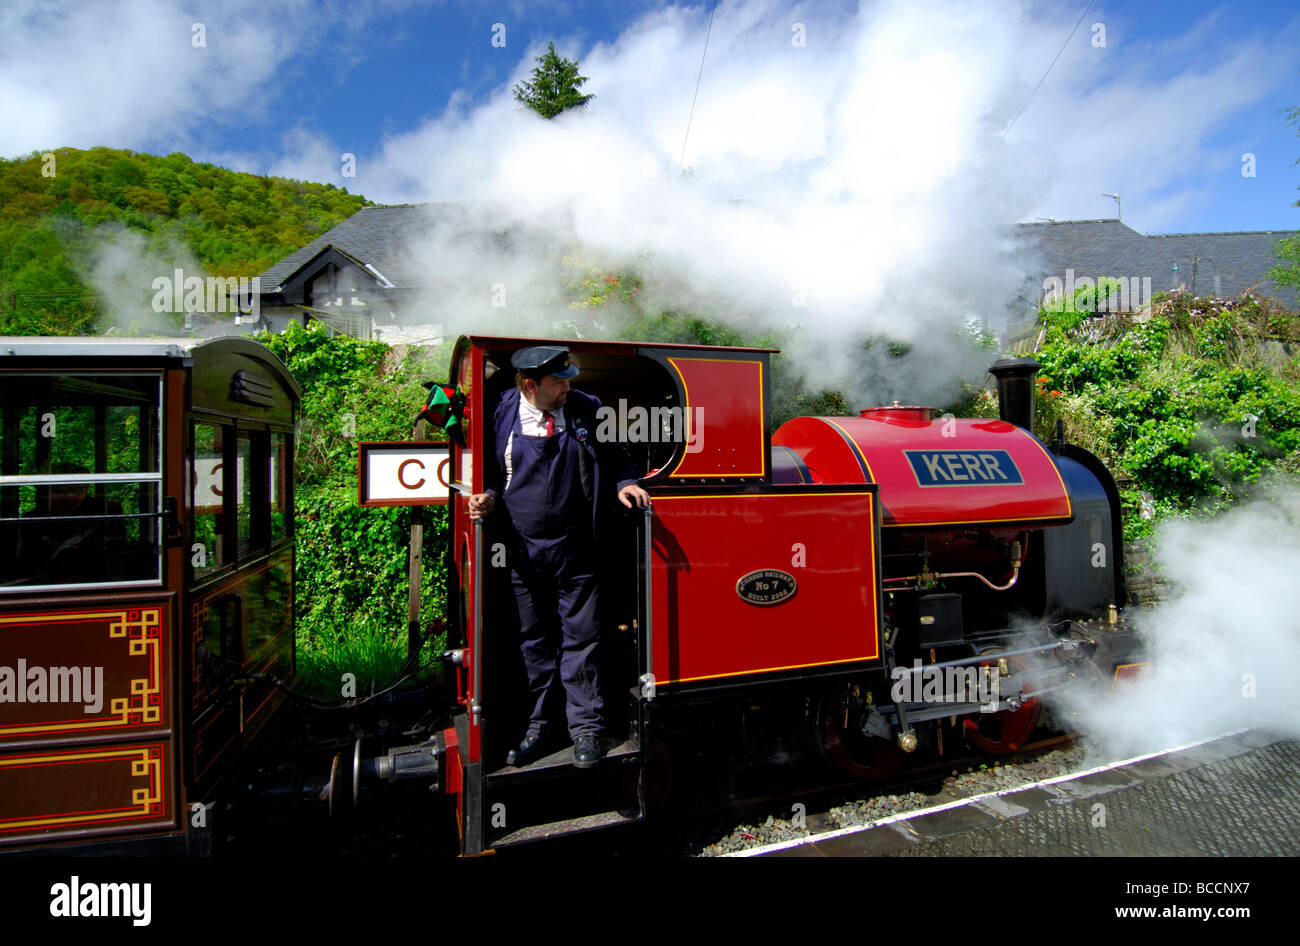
[295,614,441,702]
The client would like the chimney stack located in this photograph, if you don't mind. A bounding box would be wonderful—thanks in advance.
[989,357,1040,433]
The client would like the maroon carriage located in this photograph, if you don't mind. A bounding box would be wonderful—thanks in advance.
[0,337,298,853]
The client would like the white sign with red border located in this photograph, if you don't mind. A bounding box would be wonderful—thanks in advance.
[358,442,452,506]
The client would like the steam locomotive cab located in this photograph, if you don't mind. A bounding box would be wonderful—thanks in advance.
[442,336,884,851]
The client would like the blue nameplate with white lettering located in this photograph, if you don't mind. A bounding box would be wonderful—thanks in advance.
[904,450,1024,486]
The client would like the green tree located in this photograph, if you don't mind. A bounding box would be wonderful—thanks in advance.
[1269,103,1300,303]
[512,41,594,118]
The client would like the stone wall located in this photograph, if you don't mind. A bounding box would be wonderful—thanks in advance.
[1124,538,1176,607]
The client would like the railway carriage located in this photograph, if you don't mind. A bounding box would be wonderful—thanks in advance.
[0,337,298,853]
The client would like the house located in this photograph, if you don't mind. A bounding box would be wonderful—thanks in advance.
[1011,219,1298,320]
[251,202,530,343]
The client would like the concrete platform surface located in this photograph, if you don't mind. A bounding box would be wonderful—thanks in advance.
[739,731,1300,857]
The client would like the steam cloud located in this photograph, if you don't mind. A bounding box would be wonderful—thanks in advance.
[1050,487,1300,760]
[341,0,1293,408]
[71,223,204,336]
[392,0,1052,407]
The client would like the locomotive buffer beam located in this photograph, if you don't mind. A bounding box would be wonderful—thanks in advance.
[321,734,445,815]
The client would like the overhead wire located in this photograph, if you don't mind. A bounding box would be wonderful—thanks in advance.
[1000,0,1096,138]
[678,0,720,172]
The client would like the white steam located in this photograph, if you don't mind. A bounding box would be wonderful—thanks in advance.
[1053,488,1300,759]
[70,223,204,335]
[389,0,1056,407]
[343,0,1294,407]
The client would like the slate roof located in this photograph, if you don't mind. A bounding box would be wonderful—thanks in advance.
[258,202,514,291]
[1013,219,1299,302]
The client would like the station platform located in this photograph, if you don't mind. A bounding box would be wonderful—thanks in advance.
[739,730,1300,857]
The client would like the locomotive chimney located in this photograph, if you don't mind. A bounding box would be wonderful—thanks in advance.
[989,357,1040,432]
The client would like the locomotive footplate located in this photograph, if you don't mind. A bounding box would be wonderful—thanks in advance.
[486,736,640,780]
[482,736,648,849]
[475,692,651,850]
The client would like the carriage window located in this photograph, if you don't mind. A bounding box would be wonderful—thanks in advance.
[191,422,226,576]
[0,373,162,590]
[236,432,254,559]
[271,431,290,545]
[192,424,274,575]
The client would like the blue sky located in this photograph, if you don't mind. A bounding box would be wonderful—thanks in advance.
[3,0,1298,237]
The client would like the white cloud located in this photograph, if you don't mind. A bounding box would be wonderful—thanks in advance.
[0,0,311,157]
[1009,5,1299,231]
[267,128,351,184]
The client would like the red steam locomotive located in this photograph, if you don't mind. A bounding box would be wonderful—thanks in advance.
[422,335,1136,854]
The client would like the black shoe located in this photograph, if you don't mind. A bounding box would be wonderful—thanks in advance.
[572,734,604,769]
[506,732,549,767]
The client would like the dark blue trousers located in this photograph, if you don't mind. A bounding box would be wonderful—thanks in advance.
[510,535,604,739]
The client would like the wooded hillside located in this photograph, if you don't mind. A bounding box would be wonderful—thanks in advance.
[0,147,368,334]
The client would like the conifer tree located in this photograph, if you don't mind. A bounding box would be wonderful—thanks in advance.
[512,41,594,119]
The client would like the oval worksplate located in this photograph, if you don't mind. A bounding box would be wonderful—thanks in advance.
[735,569,798,606]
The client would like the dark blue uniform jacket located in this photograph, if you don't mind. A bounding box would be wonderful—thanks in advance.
[483,387,641,539]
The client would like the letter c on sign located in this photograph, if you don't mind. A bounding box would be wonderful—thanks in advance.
[437,457,451,490]
[398,458,426,490]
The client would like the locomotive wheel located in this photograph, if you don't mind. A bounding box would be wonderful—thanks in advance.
[964,655,1041,755]
[816,692,906,781]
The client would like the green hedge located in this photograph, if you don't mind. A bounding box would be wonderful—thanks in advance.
[257,323,453,697]
[1032,287,1300,541]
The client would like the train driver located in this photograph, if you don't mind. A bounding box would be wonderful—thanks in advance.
[467,346,650,768]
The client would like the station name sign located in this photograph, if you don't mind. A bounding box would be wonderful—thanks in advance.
[358,442,453,506]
